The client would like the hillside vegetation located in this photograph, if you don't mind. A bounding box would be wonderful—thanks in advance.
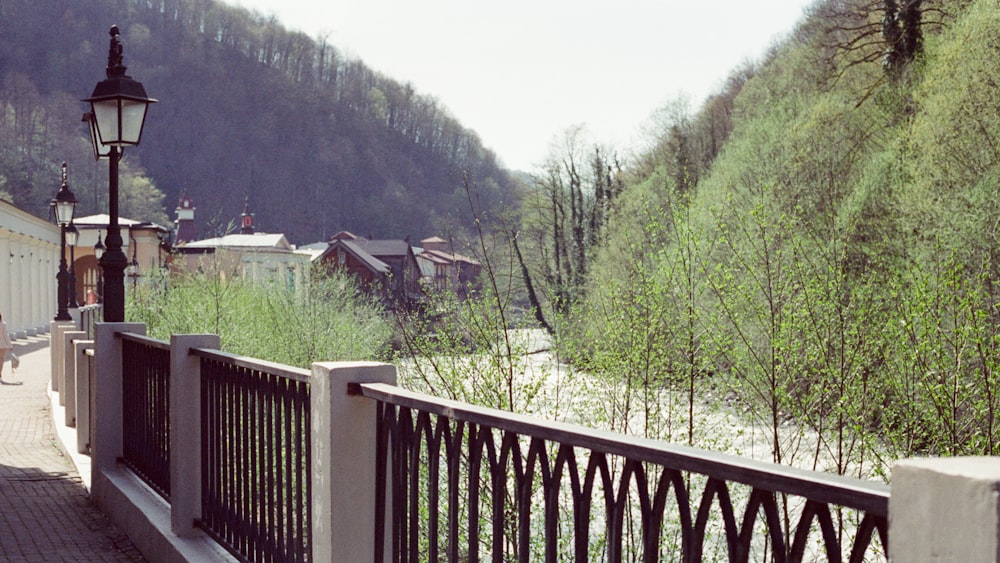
[0,0,516,242]
[507,0,998,478]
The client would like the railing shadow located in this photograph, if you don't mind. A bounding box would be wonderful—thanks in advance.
[11,335,51,356]
[0,462,144,559]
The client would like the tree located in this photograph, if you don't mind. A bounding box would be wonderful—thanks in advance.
[806,0,945,86]
[119,161,169,226]
[514,128,623,332]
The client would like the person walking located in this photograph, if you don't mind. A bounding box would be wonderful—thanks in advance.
[0,311,13,382]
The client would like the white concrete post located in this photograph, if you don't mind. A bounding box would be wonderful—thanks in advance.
[310,361,396,563]
[74,340,95,454]
[49,321,76,393]
[891,456,1000,562]
[62,330,86,426]
[93,322,146,483]
[169,334,220,537]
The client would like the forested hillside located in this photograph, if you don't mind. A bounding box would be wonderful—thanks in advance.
[508,0,998,476]
[0,0,516,242]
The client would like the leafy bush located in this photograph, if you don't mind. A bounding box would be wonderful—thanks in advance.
[128,263,391,368]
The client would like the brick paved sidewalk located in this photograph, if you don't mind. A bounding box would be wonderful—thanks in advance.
[0,337,145,562]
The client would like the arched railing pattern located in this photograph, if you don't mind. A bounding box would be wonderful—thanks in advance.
[361,383,889,563]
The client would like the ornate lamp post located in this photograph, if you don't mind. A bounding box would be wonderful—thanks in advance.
[94,232,105,303]
[84,25,156,322]
[65,222,80,308]
[52,163,78,322]
[127,245,140,291]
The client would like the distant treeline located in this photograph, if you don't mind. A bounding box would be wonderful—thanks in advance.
[0,0,518,243]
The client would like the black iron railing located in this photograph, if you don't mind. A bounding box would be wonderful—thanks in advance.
[119,332,171,500]
[194,348,312,563]
[359,383,890,563]
[79,304,102,338]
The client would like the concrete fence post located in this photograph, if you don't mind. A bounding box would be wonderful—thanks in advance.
[310,361,396,563]
[170,334,220,537]
[49,320,76,393]
[891,456,1000,562]
[62,330,86,427]
[74,339,95,455]
[92,322,145,488]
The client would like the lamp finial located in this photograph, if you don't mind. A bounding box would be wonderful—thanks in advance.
[107,25,125,77]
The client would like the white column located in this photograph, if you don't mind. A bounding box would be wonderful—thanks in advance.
[169,333,220,537]
[43,239,55,330]
[0,230,10,325]
[30,239,43,333]
[310,361,396,562]
[46,240,58,329]
[44,238,58,330]
[9,235,24,335]
[891,457,1000,562]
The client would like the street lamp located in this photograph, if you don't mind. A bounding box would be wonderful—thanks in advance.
[94,232,105,304]
[82,112,114,160]
[84,25,157,322]
[52,163,78,322]
[66,222,79,308]
[128,244,140,291]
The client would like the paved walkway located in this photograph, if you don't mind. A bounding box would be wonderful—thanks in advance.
[0,336,145,562]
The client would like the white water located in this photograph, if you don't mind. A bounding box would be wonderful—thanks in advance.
[395,329,889,560]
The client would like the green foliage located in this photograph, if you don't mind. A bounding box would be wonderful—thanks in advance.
[558,0,1000,481]
[394,287,545,413]
[128,264,391,368]
[118,165,169,227]
[880,257,1000,458]
[905,0,1000,269]
[564,180,720,446]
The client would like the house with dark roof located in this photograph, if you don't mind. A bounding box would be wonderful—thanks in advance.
[317,233,423,308]
[415,236,482,299]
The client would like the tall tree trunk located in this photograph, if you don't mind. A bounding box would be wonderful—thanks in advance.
[512,230,554,334]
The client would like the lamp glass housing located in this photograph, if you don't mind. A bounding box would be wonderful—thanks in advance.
[83,112,113,160]
[66,224,79,247]
[90,96,151,147]
[54,198,76,225]
[94,233,105,259]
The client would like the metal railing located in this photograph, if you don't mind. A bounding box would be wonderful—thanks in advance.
[79,304,102,339]
[93,327,895,561]
[193,348,312,563]
[359,383,890,563]
[119,331,172,500]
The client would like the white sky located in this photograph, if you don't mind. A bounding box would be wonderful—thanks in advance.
[232,0,814,171]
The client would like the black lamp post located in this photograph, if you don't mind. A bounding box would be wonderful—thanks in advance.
[94,232,105,304]
[52,163,78,322]
[128,244,140,291]
[84,25,156,323]
[66,222,80,308]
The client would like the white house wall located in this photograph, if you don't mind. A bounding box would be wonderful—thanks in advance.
[1,201,61,337]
